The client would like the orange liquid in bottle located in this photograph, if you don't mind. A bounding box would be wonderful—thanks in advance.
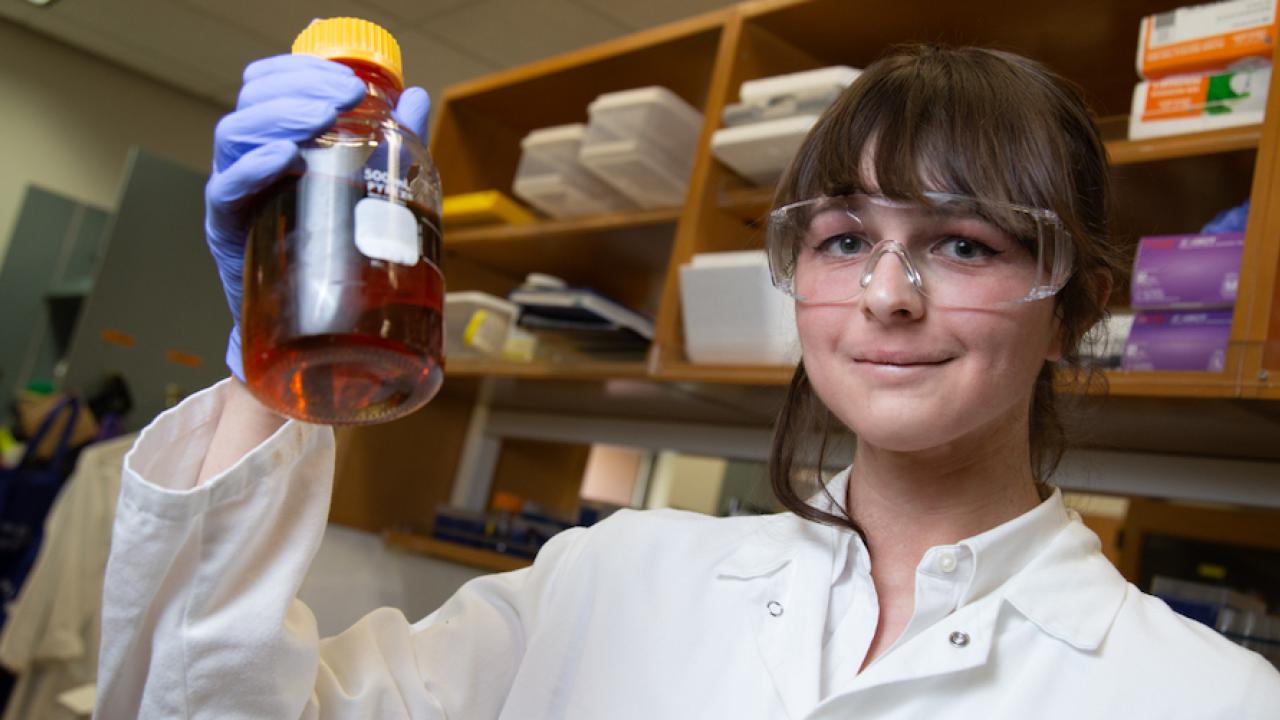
[241,173,445,424]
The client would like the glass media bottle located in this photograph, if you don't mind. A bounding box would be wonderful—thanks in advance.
[241,17,444,425]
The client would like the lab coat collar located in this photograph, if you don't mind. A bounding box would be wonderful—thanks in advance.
[712,468,1128,715]
[956,486,1072,607]
[713,466,850,580]
[1000,515,1128,651]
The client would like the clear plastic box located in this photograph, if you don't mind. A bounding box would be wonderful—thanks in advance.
[444,291,519,360]
[578,87,703,208]
[512,124,634,218]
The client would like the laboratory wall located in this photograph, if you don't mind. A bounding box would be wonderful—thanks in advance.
[0,18,224,266]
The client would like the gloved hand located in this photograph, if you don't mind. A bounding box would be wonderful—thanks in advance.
[206,54,432,380]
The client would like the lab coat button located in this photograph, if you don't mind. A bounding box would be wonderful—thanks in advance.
[949,631,970,648]
[938,551,958,573]
[767,601,784,617]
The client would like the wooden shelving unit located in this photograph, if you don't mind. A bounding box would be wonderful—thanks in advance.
[333,0,1280,539]
[420,2,1280,401]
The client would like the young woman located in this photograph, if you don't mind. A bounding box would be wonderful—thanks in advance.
[95,45,1279,718]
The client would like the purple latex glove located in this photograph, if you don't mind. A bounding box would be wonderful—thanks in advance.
[206,54,432,380]
[1200,199,1250,234]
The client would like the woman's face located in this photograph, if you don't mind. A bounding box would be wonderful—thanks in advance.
[795,194,1063,455]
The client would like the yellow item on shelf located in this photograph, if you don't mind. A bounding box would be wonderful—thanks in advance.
[442,191,538,227]
[292,17,403,88]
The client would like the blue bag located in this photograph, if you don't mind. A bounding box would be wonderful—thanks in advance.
[0,397,82,625]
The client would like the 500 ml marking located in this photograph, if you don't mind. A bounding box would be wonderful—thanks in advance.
[364,168,411,201]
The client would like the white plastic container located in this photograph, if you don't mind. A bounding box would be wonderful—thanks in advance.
[678,251,801,365]
[711,66,859,185]
[579,87,703,208]
[738,65,860,106]
[711,115,819,185]
[444,291,519,360]
[512,124,634,218]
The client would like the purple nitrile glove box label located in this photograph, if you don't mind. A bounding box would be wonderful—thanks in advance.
[1121,310,1233,372]
[1130,232,1244,310]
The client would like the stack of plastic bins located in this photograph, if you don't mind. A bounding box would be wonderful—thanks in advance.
[512,124,635,218]
[578,87,703,208]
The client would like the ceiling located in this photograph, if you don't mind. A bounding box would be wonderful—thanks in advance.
[0,0,741,109]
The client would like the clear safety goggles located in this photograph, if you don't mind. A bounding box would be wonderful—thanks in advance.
[767,192,1074,309]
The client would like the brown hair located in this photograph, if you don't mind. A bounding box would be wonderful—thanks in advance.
[767,45,1124,532]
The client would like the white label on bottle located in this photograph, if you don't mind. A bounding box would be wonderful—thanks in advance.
[354,197,420,265]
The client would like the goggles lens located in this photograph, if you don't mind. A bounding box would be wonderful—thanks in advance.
[767,193,1073,308]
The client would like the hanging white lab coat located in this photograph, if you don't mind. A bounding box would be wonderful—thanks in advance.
[94,381,1280,719]
[0,433,134,720]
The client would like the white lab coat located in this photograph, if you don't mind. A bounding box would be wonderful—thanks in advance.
[0,434,134,720]
[94,380,1280,719]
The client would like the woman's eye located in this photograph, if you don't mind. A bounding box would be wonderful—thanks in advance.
[816,233,870,256]
[936,236,998,261]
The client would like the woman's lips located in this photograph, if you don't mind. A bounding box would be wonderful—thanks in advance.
[848,354,955,380]
[852,352,955,366]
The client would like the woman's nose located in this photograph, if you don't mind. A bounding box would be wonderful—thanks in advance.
[859,247,925,323]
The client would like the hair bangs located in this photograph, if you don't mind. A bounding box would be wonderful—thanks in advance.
[774,47,1086,258]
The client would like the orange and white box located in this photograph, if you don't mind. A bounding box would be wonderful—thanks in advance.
[1137,0,1278,79]
[1129,65,1270,139]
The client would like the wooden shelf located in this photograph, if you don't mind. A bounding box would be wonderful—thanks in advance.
[1106,125,1263,166]
[1085,369,1241,399]
[446,206,682,246]
[654,360,794,386]
[718,186,775,224]
[383,530,531,573]
[447,358,651,381]
[649,363,1245,397]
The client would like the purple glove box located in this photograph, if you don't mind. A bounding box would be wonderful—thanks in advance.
[1130,233,1244,310]
[1121,310,1233,372]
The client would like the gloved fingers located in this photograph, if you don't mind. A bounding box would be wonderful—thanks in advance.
[213,99,338,172]
[206,139,299,240]
[393,86,432,141]
[242,54,355,83]
[237,69,366,110]
[224,326,245,382]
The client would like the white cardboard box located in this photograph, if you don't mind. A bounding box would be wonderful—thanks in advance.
[1136,0,1278,79]
[679,251,800,365]
[1128,65,1270,139]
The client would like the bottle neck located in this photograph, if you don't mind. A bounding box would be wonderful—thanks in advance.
[338,59,402,111]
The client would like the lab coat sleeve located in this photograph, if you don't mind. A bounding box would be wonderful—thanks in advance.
[95,380,583,719]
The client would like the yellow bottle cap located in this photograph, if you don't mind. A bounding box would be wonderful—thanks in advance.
[292,17,403,89]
